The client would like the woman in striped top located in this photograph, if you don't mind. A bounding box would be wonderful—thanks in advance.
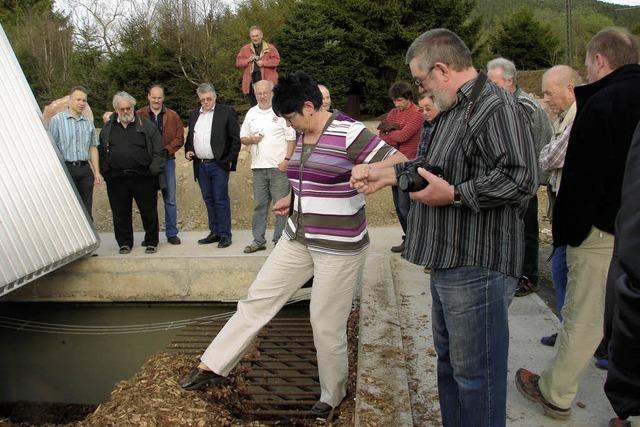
[179,72,406,418]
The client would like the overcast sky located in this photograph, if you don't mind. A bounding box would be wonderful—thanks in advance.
[599,0,640,5]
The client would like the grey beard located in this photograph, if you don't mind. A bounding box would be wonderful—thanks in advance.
[119,112,134,124]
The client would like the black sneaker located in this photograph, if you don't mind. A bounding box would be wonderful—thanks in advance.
[179,367,226,390]
[167,236,181,245]
[515,276,537,297]
[310,401,333,419]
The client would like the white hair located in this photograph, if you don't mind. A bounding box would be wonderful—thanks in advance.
[112,91,136,109]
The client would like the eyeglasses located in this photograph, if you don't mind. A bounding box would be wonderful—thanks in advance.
[413,66,436,88]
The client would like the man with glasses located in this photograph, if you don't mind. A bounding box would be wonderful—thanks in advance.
[351,29,536,427]
[185,83,240,249]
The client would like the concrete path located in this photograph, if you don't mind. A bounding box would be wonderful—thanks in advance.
[367,227,616,427]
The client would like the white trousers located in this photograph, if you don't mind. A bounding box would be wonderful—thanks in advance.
[201,238,367,407]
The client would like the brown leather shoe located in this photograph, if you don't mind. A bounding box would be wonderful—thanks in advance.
[179,367,225,390]
[390,241,405,253]
[515,368,571,420]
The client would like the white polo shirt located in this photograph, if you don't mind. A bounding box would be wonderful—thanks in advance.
[193,106,215,159]
[240,105,295,169]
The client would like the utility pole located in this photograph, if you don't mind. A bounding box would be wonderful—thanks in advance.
[565,0,573,65]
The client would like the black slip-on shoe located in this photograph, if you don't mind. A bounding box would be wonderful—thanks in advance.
[198,233,220,244]
[217,237,232,248]
[145,246,157,254]
[119,245,131,254]
[179,367,226,391]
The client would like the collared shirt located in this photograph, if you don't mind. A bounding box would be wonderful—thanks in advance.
[48,109,98,161]
[240,105,295,169]
[540,102,576,193]
[193,106,215,159]
[148,106,165,135]
[417,119,437,159]
[396,76,536,277]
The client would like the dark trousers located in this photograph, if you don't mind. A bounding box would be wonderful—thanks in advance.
[197,161,232,238]
[391,185,410,237]
[106,175,159,248]
[66,163,94,220]
[522,194,539,282]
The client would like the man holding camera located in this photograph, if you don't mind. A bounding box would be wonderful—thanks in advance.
[240,80,295,253]
[351,29,536,427]
[236,26,281,107]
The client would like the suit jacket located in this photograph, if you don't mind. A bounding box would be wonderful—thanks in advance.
[185,103,240,180]
[553,64,640,247]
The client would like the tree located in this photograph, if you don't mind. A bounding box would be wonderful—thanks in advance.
[1,0,74,103]
[277,0,481,116]
[490,7,561,70]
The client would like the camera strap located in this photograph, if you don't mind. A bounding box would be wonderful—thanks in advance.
[463,70,488,127]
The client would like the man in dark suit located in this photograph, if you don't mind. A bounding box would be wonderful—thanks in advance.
[185,83,240,248]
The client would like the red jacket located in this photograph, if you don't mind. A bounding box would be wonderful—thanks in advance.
[379,103,424,160]
[235,41,280,94]
[137,106,184,160]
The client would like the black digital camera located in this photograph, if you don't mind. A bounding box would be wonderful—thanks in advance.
[397,162,444,192]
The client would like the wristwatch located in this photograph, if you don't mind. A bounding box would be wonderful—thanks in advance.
[452,186,462,208]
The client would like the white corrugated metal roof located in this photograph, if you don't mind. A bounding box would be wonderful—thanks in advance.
[0,24,99,297]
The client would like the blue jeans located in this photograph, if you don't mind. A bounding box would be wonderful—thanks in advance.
[197,161,231,238]
[551,245,568,320]
[430,266,517,427]
[162,159,178,238]
[251,168,290,245]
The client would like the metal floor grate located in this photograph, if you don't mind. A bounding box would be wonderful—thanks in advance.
[168,316,320,420]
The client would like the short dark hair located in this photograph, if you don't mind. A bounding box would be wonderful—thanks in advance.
[68,85,88,97]
[388,81,414,101]
[586,27,639,70]
[148,84,164,94]
[272,71,322,116]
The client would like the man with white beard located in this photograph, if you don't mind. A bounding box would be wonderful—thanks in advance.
[98,91,165,255]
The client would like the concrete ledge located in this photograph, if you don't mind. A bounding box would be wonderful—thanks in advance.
[2,255,266,302]
[355,254,413,426]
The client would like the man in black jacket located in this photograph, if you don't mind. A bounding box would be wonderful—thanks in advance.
[516,27,640,421]
[184,83,240,248]
[99,91,165,254]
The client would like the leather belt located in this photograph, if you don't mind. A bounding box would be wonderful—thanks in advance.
[198,158,215,163]
[65,160,88,166]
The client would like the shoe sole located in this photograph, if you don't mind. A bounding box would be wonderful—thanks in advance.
[515,374,571,420]
[244,246,266,253]
[181,377,225,391]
